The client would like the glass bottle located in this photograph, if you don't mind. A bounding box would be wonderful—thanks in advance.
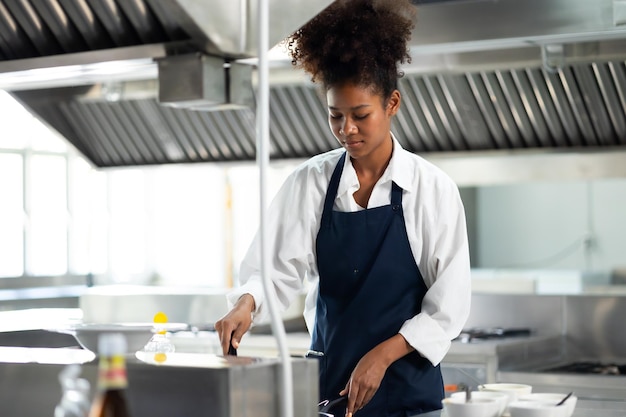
[143,311,175,357]
[54,364,91,417]
[88,333,132,417]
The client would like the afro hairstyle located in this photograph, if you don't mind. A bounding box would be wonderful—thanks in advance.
[286,0,416,99]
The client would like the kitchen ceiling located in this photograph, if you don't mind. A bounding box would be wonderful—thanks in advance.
[2,0,626,170]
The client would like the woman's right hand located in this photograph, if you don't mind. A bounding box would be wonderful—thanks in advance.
[214,293,256,355]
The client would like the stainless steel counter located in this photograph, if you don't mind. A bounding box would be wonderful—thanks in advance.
[413,400,626,417]
[0,307,318,417]
[498,366,626,401]
[0,347,318,417]
[3,302,626,414]
[440,334,564,390]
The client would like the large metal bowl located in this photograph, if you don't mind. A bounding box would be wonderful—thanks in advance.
[60,322,188,354]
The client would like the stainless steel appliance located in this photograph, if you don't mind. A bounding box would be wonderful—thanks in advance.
[542,361,626,376]
[0,348,319,417]
[497,343,626,401]
[496,295,626,401]
[499,364,626,401]
[455,327,532,343]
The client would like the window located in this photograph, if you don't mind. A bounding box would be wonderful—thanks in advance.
[0,90,298,288]
[28,154,68,275]
[0,153,23,277]
[0,90,72,277]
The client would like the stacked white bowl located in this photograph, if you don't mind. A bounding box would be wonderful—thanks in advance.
[479,383,533,403]
[442,396,502,417]
[450,391,509,416]
[508,393,577,417]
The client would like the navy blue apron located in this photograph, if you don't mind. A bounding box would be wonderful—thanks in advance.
[311,152,443,417]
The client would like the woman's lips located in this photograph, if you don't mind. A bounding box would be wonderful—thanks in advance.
[343,140,363,149]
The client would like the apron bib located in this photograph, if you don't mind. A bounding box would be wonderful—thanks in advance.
[311,152,443,417]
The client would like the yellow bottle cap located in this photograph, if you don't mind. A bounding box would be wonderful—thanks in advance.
[153,311,168,323]
[154,311,168,335]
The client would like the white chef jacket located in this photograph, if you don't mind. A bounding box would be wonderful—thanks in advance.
[227,135,471,366]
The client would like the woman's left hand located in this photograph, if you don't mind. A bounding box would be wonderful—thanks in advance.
[339,348,388,416]
[339,334,415,416]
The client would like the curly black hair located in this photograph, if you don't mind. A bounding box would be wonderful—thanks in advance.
[286,0,416,99]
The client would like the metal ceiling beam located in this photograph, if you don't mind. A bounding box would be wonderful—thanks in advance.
[427,148,626,186]
[411,0,626,54]
[166,0,334,58]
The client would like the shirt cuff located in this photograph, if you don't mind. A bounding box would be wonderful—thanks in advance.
[226,279,268,324]
[399,313,452,366]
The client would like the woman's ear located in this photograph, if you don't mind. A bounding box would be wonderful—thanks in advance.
[386,90,401,116]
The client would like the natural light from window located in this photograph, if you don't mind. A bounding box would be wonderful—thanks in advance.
[0,89,298,288]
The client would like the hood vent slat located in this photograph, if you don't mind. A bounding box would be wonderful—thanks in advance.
[466,72,508,149]
[575,64,615,145]
[543,70,583,146]
[13,60,626,168]
[525,69,565,147]
[561,67,601,145]
[116,101,164,163]
[597,62,626,139]
[30,0,89,53]
[4,0,63,56]
[511,69,552,147]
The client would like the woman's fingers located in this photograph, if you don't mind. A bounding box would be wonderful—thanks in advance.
[215,294,255,355]
[214,318,233,354]
[342,381,376,416]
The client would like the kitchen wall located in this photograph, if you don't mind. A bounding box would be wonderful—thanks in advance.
[468,178,626,276]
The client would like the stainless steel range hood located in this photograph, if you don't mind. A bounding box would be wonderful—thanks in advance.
[0,0,333,107]
[2,0,626,179]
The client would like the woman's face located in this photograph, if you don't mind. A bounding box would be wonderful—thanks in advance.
[327,83,400,162]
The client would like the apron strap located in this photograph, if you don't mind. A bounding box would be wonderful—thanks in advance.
[391,180,402,207]
[320,152,347,229]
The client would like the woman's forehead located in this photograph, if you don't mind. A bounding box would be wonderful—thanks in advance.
[326,83,382,108]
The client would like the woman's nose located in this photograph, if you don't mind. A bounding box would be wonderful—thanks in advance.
[340,120,355,136]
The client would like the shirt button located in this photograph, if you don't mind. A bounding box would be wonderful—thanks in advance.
[393,205,399,211]
[353,269,359,274]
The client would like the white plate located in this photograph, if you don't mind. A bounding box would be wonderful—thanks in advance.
[49,322,188,354]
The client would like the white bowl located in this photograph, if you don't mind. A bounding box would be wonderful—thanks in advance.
[479,383,533,403]
[442,397,502,417]
[59,322,187,354]
[508,400,571,417]
[519,393,577,417]
[451,391,509,416]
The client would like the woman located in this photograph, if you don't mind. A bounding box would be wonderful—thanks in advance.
[215,1,471,416]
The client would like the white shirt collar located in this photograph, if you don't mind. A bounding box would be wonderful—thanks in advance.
[337,133,415,199]
[385,133,415,193]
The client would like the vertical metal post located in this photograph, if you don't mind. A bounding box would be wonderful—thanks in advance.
[256,1,294,417]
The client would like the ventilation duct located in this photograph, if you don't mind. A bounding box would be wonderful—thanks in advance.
[156,53,254,111]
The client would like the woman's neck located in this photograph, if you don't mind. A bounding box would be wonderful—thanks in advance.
[351,135,393,181]
[350,136,393,208]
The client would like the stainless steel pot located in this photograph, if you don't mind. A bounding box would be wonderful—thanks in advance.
[318,396,347,417]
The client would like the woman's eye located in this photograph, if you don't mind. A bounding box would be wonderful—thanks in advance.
[329,114,342,120]
[354,114,369,120]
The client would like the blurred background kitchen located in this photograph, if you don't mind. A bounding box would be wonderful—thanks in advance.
[1,0,626,416]
[2,87,626,304]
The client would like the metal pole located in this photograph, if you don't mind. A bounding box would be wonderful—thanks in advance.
[256,0,294,416]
